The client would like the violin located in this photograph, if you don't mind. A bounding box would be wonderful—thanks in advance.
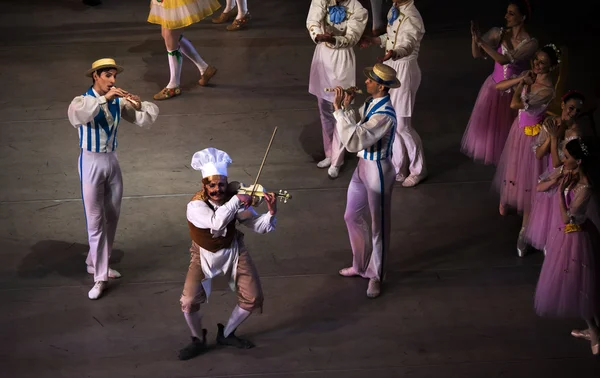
[227,182,292,207]
[231,126,293,207]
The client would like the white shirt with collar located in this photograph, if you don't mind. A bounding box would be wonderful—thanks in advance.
[379,1,425,61]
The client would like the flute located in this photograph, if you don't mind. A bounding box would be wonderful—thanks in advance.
[121,90,140,107]
[324,87,364,94]
[125,96,140,108]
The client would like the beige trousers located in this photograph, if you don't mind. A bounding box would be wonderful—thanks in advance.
[180,241,264,313]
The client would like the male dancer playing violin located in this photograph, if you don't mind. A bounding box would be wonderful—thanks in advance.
[333,63,398,298]
[178,147,278,360]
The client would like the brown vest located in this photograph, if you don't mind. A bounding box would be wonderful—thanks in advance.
[188,193,237,252]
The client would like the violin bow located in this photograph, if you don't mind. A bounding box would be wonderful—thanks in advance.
[249,126,278,199]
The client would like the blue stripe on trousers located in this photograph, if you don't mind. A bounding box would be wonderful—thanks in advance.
[79,152,89,230]
[376,160,386,280]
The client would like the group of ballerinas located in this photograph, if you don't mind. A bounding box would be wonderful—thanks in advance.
[146,0,252,101]
[461,0,600,356]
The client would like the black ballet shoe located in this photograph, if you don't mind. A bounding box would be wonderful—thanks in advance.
[178,329,208,360]
[216,323,255,349]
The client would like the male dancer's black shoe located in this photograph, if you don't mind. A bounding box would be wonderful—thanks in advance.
[178,329,208,360]
[216,323,255,349]
[83,0,102,6]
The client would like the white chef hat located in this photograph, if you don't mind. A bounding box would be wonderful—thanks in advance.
[190,148,232,178]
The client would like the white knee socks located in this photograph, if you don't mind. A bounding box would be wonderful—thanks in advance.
[183,311,203,339]
[224,0,236,12]
[224,305,251,337]
[236,0,248,18]
[179,36,208,75]
[167,48,182,89]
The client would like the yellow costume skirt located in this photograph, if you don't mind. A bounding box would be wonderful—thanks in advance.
[147,0,221,29]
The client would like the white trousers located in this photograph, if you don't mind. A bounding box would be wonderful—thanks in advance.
[392,117,426,178]
[344,158,395,281]
[317,98,345,167]
[78,150,123,282]
[385,58,426,178]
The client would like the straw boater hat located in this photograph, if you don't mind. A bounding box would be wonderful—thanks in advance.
[85,58,124,77]
[363,63,401,88]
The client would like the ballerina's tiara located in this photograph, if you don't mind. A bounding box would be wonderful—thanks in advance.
[544,43,561,64]
[561,89,584,102]
[579,139,590,156]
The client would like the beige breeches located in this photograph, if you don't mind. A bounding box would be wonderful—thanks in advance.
[180,242,264,313]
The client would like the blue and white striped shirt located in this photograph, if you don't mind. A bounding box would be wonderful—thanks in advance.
[67,87,160,153]
[71,87,121,153]
[333,95,397,160]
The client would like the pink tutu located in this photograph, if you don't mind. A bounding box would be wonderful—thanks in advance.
[525,189,560,250]
[534,220,600,318]
[461,75,517,166]
[492,118,547,214]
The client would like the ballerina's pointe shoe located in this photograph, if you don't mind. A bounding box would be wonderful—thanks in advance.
[571,329,591,341]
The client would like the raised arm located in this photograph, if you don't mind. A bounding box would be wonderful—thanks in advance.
[121,99,159,128]
[187,196,242,233]
[237,207,276,234]
[333,110,394,153]
[475,27,509,63]
[67,95,103,127]
[559,185,592,225]
[495,74,525,91]
[535,166,563,192]
[534,122,551,159]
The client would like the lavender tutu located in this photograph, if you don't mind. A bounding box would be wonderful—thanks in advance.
[461,76,517,166]
[525,189,560,250]
[534,220,600,318]
[525,160,561,250]
[492,116,547,214]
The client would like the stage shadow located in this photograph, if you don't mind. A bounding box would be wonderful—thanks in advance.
[18,240,124,279]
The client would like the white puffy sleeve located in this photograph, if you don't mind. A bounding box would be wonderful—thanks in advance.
[67,95,104,127]
[306,0,326,43]
[333,110,394,153]
[121,99,159,129]
[237,208,276,234]
[391,16,424,59]
[187,196,242,234]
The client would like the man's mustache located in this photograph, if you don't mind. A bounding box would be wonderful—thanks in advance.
[209,190,225,196]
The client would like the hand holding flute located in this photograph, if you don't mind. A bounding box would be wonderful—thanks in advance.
[104,87,141,110]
